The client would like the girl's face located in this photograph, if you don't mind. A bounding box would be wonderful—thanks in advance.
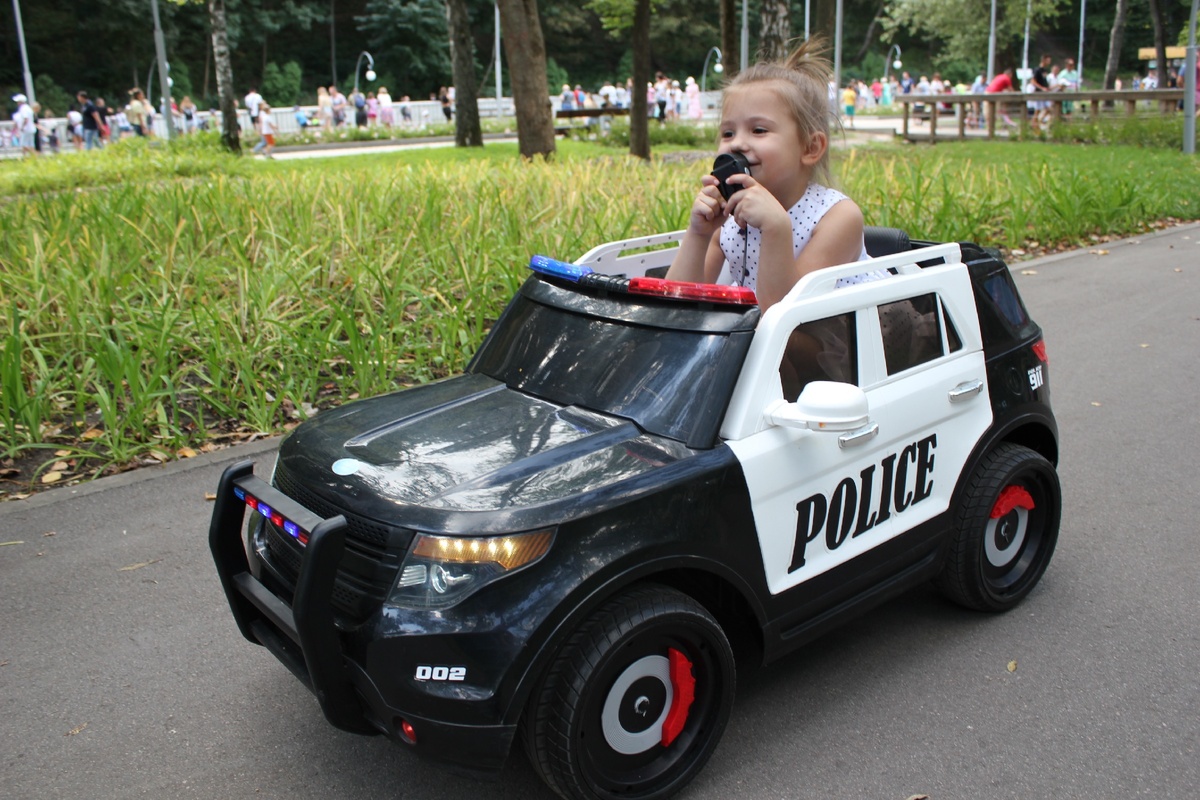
[718,83,812,207]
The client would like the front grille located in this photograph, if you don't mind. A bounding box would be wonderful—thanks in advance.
[263,462,414,623]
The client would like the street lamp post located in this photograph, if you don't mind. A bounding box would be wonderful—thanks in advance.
[701,47,724,96]
[353,51,376,97]
[883,45,902,84]
[11,0,35,104]
[151,0,176,140]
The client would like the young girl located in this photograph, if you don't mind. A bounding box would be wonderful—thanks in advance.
[667,38,884,312]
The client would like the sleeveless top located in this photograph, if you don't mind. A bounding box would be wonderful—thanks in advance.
[719,183,888,291]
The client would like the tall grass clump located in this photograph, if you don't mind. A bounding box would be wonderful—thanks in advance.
[1,137,1198,480]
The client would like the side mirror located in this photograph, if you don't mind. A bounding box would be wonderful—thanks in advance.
[765,381,870,432]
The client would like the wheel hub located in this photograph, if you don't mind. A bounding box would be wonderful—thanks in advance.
[601,655,672,755]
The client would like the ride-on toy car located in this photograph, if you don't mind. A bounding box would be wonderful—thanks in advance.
[210,227,1060,800]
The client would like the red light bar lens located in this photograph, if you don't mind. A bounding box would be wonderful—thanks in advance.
[628,277,757,305]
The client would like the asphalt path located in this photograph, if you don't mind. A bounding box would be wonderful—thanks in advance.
[2,223,1198,799]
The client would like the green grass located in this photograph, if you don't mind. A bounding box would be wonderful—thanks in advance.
[1,131,1198,485]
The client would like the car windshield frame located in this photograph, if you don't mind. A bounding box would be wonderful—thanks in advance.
[469,276,759,448]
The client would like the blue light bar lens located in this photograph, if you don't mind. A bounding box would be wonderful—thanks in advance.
[258,502,272,519]
[234,486,246,500]
[529,255,593,282]
[284,520,301,538]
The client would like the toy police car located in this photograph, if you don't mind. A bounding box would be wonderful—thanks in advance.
[210,227,1060,800]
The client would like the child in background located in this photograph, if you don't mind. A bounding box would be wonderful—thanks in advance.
[842,83,857,128]
[253,102,276,158]
[667,37,884,312]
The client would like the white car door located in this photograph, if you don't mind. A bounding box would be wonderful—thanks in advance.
[722,254,993,596]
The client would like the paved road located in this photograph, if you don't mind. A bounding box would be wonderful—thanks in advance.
[3,224,1198,799]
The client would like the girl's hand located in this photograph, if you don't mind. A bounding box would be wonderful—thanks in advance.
[722,174,789,236]
[685,175,726,237]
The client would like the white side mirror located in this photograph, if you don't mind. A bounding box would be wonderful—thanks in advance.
[765,381,869,432]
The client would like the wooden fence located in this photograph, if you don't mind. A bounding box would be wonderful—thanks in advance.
[895,89,1187,141]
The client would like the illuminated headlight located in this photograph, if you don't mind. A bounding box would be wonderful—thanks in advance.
[387,529,555,609]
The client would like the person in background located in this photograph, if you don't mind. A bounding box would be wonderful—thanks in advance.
[317,86,333,131]
[67,104,84,149]
[252,102,276,157]
[180,96,197,134]
[77,91,103,150]
[243,86,263,129]
[842,82,857,128]
[378,86,394,127]
[12,93,37,157]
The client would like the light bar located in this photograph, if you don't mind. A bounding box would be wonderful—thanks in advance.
[234,485,310,545]
[628,277,758,305]
[529,255,593,282]
[528,255,759,307]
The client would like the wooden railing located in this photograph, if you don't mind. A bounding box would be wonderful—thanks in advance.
[895,89,1187,141]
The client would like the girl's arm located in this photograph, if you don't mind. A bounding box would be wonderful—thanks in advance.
[752,197,864,312]
[667,175,727,284]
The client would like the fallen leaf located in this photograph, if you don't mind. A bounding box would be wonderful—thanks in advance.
[0,540,24,547]
[906,795,931,800]
[119,558,162,572]
[1089,249,1109,255]
[51,461,69,471]
[1020,269,1038,275]
[54,449,72,457]
[177,447,198,459]
[1007,660,1018,672]
[65,722,88,736]
[0,468,20,479]
[81,428,104,440]
[204,492,217,501]
[148,449,172,463]
[1091,401,1102,407]
[42,531,56,537]
[1175,268,1183,273]
[41,471,63,484]
[1140,343,1150,349]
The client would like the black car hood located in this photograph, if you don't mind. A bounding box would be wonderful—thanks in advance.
[275,373,713,534]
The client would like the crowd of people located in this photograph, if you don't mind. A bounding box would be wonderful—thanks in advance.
[10,53,1198,158]
[6,86,214,156]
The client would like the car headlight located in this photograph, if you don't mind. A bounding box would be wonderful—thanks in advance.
[387,529,555,609]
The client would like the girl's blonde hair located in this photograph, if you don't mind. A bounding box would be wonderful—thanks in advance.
[723,36,836,186]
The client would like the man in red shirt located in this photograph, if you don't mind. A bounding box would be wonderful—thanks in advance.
[985,67,1018,128]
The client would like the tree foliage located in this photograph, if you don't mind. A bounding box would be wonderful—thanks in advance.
[882,0,1066,71]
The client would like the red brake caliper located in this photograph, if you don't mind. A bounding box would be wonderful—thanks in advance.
[661,648,695,747]
[991,485,1035,518]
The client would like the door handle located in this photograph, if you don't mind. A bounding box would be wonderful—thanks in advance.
[948,379,984,403]
[838,422,879,449]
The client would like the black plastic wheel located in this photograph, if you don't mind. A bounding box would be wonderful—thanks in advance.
[524,584,735,800]
[935,443,1061,611]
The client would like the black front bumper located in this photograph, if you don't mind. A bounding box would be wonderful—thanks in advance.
[208,460,517,771]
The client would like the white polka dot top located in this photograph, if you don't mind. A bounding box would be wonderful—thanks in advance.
[719,183,888,291]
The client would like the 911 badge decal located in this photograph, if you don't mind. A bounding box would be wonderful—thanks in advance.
[790,433,937,573]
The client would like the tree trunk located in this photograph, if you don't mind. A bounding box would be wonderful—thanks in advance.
[759,0,790,62]
[208,0,240,154]
[853,4,887,64]
[720,0,738,79]
[496,0,555,159]
[1103,0,1129,89]
[630,0,651,161]
[446,0,483,147]
[1148,0,1168,88]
